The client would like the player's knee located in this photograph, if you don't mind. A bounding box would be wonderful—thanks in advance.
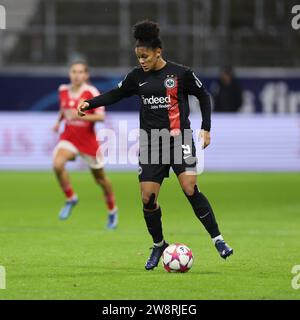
[141,193,151,205]
[182,183,197,196]
[142,192,157,210]
[53,158,65,172]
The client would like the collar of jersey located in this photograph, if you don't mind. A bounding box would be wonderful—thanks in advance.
[148,61,168,74]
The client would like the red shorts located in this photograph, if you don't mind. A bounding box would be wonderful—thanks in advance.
[53,139,104,169]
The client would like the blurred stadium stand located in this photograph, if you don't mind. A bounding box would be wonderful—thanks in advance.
[0,0,300,114]
[0,0,299,171]
[0,0,299,68]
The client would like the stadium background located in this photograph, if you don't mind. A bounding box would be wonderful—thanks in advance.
[0,0,300,300]
[1,0,300,171]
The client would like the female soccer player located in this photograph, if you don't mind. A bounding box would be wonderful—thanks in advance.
[78,21,233,269]
[53,61,118,229]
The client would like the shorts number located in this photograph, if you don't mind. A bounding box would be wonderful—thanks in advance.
[182,144,191,155]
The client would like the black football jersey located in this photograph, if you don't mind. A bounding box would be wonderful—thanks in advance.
[86,61,211,133]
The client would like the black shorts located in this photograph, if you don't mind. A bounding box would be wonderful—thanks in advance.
[138,130,197,184]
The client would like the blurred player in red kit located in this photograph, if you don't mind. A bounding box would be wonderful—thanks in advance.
[52,61,118,229]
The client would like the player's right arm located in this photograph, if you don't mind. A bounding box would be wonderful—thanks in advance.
[53,108,64,132]
[78,70,137,116]
[54,84,67,131]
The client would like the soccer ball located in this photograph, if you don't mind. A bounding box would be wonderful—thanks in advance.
[162,243,193,273]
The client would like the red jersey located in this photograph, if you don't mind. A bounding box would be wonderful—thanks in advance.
[58,83,104,156]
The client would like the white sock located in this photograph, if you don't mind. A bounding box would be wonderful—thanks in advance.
[109,207,118,215]
[212,235,224,244]
[154,240,165,247]
[67,194,78,202]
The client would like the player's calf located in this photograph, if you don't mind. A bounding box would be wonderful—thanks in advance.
[142,193,169,270]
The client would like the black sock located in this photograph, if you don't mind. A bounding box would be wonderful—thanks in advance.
[143,206,164,244]
[185,185,221,238]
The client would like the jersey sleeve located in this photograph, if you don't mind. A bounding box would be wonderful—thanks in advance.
[88,85,100,97]
[86,70,137,109]
[86,85,105,115]
[57,85,67,118]
[58,84,65,109]
[183,69,211,131]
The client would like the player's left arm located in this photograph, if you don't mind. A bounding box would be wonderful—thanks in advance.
[184,69,211,149]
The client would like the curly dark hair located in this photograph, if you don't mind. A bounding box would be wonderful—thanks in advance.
[133,20,162,49]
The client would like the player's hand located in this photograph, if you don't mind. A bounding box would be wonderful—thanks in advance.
[53,122,60,132]
[77,101,90,117]
[200,129,210,149]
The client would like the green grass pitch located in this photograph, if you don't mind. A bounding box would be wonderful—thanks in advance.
[0,171,299,300]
